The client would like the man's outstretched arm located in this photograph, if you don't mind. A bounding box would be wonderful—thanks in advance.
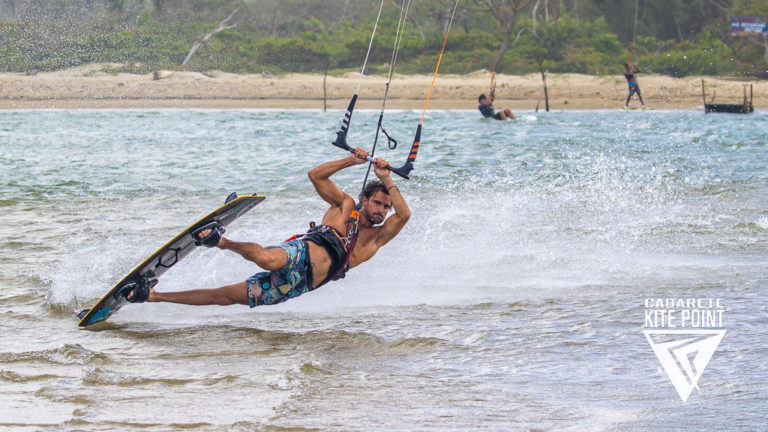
[308,147,368,206]
[372,159,410,247]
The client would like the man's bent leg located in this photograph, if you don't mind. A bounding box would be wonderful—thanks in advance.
[148,281,249,306]
[218,238,287,270]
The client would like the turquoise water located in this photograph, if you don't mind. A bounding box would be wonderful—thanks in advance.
[0,109,766,430]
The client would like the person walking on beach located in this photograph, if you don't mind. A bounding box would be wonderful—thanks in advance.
[478,93,515,120]
[123,147,410,308]
[624,62,645,109]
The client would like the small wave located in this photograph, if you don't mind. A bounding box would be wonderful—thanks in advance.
[299,362,334,377]
[0,292,42,307]
[0,370,60,383]
[34,386,93,405]
[59,419,218,431]
[281,328,383,352]
[82,367,198,387]
[377,336,450,354]
[0,343,109,366]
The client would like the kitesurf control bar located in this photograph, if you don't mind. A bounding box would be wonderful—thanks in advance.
[331,139,411,180]
[332,94,412,180]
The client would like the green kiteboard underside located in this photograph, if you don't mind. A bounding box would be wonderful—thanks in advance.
[77,193,265,328]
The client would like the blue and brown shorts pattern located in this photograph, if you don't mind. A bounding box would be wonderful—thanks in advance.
[246,239,312,307]
[628,81,641,96]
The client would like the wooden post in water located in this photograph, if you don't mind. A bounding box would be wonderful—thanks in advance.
[535,85,543,112]
[543,69,550,112]
[323,68,328,112]
[701,79,707,113]
[743,84,747,109]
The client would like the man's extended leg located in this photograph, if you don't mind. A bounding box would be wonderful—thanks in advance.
[148,281,249,305]
[123,236,288,304]
[194,226,287,271]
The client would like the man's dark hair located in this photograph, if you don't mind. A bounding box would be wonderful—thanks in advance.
[478,94,487,102]
[362,180,388,200]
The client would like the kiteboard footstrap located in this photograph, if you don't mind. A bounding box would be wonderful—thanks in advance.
[117,276,157,303]
[192,221,225,248]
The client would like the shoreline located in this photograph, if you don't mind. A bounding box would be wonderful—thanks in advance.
[0,65,764,110]
[0,99,725,111]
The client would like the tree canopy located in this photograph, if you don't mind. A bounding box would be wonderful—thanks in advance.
[0,0,766,77]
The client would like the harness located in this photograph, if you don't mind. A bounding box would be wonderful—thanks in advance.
[287,211,360,288]
[478,103,495,118]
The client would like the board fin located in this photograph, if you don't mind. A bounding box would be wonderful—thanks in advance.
[225,192,238,203]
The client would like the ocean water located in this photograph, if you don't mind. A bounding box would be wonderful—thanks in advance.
[0,108,766,431]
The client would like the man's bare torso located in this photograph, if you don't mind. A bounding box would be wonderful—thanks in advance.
[306,194,383,285]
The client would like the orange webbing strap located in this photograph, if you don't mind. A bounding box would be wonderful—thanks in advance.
[328,227,347,252]
[345,211,360,251]
[391,0,459,181]
[418,0,459,125]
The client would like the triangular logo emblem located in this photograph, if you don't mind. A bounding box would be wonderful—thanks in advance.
[643,329,725,402]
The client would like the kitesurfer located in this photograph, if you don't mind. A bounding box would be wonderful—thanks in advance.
[624,62,645,109]
[124,147,410,307]
[478,93,515,120]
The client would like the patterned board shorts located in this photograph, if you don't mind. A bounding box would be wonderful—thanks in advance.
[628,81,641,96]
[246,239,313,307]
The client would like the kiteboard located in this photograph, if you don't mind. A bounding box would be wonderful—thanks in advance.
[77,192,265,328]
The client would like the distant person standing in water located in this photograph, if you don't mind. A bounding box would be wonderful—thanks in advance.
[624,62,645,109]
[478,93,515,120]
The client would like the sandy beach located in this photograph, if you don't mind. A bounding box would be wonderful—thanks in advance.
[0,64,764,110]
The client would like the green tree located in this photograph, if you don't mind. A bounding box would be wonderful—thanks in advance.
[482,0,538,73]
[517,14,623,74]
